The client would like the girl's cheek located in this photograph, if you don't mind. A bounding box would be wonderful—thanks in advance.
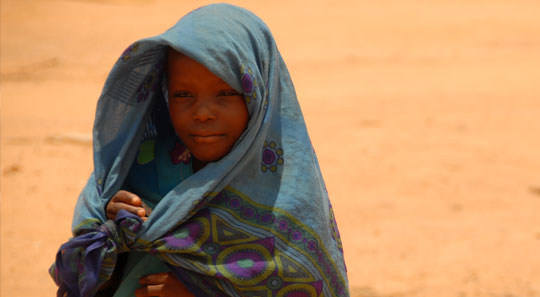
[169,103,185,116]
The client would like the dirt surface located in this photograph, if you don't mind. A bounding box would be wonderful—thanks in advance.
[2,0,540,296]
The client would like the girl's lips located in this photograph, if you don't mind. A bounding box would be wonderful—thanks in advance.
[190,134,225,144]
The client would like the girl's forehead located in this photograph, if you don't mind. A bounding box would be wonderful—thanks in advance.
[167,50,231,87]
[167,49,209,73]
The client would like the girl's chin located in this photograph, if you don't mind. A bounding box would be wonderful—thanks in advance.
[185,141,235,164]
[190,151,228,163]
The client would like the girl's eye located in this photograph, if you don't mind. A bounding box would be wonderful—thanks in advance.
[218,90,242,97]
[172,91,193,98]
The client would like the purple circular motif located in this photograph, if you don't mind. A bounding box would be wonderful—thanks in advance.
[307,240,318,251]
[224,250,266,278]
[164,221,201,249]
[258,212,275,225]
[290,230,303,242]
[241,73,253,94]
[262,149,276,165]
[228,198,241,209]
[277,219,289,232]
[241,206,256,219]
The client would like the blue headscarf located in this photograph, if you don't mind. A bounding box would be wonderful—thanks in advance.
[51,4,349,297]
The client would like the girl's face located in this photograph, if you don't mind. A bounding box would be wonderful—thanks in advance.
[167,49,249,163]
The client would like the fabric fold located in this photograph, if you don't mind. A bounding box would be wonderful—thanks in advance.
[51,211,143,297]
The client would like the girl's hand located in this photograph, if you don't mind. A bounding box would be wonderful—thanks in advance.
[135,272,194,297]
[106,190,148,221]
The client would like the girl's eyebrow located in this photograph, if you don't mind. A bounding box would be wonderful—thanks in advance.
[167,75,228,85]
[169,78,233,89]
[167,78,195,86]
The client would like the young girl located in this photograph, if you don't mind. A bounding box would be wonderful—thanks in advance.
[51,4,349,297]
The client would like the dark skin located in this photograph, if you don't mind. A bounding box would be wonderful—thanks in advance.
[106,190,148,221]
[105,49,249,296]
[134,272,193,297]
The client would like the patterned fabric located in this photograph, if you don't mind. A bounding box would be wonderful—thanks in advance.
[50,3,349,297]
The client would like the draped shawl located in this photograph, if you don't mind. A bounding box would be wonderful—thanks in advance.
[51,3,349,297]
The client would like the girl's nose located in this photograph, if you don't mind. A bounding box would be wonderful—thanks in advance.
[193,100,216,122]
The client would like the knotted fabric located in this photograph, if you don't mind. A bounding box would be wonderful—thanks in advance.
[51,211,142,297]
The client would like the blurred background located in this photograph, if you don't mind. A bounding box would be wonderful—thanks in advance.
[1,0,540,296]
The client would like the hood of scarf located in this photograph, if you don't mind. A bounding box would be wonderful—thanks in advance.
[69,3,348,296]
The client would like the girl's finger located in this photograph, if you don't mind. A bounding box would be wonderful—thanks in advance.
[113,190,142,206]
[140,201,153,216]
[110,202,146,217]
[139,272,169,285]
[105,202,120,219]
[147,284,165,296]
[135,284,164,297]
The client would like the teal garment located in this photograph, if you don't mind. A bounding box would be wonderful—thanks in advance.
[117,101,193,297]
[117,136,191,296]
[123,97,193,209]
[112,252,170,297]
[51,4,350,297]
[123,131,193,209]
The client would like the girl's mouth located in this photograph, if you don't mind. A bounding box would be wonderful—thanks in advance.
[190,134,225,143]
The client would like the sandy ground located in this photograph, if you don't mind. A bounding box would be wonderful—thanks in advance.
[2,0,540,296]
